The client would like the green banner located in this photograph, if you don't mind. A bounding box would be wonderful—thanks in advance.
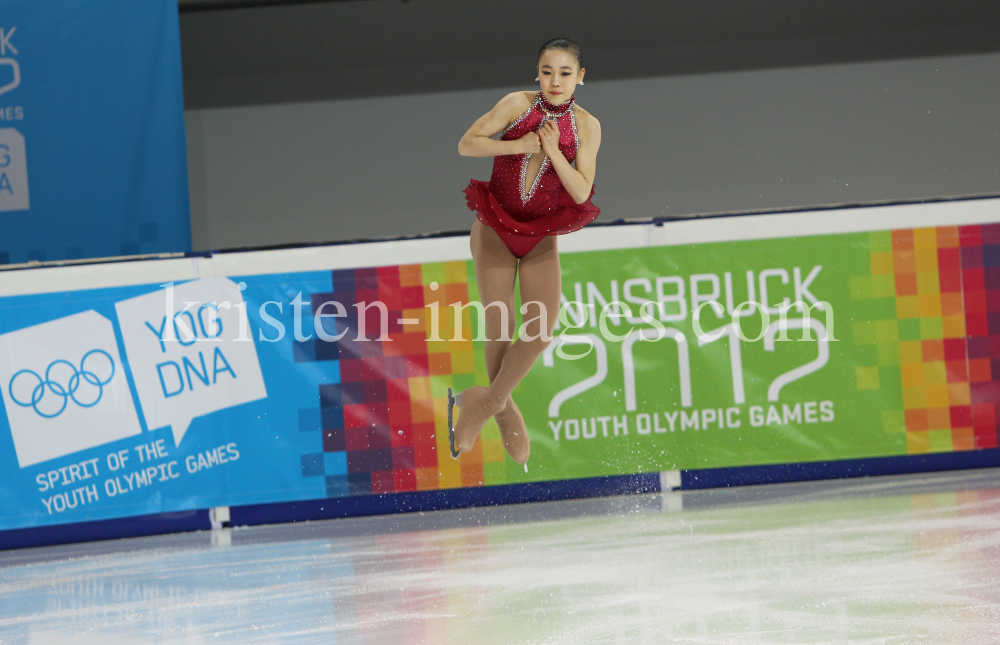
[456,223,989,486]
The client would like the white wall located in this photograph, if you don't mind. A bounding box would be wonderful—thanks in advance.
[184,53,1000,252]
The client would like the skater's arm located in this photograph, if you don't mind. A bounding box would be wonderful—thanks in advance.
[540,110,601,204]
[458,92,540,157]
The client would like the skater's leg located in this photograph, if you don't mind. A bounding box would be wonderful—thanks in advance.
[453,220,517,453]
[471,220,517,393]
[469,223,531,463]
[454,234,560,446]
[487,234,561,403]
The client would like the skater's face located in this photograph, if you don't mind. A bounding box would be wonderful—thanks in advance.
[536,49,584,104]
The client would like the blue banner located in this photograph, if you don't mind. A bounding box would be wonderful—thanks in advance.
[0,274,335,531]
[0,0,190,265]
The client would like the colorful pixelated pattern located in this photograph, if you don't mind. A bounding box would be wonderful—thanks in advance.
[296,262,509,497]
[851,224,1000,454]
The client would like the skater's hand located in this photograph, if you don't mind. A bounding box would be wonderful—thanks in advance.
[516,132,541,154]
[538,119,561,156]
[538,120,559,157]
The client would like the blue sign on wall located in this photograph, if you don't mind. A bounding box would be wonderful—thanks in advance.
[0,0,191,264]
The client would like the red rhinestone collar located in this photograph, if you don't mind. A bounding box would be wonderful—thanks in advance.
[538,93,575,116]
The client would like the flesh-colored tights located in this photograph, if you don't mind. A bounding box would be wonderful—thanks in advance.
[453,220,561,458]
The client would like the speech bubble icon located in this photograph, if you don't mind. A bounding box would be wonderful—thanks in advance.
[0,311,142,468]
[114,278,267,447]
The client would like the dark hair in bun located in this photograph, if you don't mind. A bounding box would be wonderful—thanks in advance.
[538,38,582,67]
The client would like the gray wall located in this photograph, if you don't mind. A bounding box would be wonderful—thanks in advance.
[179,0,1000,108]
[185,52,1000,252]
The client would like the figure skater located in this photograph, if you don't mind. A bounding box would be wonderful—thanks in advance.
[448,38,601,464]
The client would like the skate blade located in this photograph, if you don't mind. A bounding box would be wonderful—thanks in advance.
[447,387,459,459]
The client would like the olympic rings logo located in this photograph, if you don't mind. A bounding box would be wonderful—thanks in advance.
[8,350,116,418]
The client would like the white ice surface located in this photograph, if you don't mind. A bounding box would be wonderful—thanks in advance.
[2,469,1000,644]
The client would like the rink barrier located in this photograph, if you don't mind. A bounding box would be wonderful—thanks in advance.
[0,509,211,551]
[7,445,999,550]
[0,473,659,550]
[680,446,1000,490]
[2,195,1000,550]
[227,471,660,527]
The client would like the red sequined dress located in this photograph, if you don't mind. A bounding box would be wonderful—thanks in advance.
[464,92,600,258]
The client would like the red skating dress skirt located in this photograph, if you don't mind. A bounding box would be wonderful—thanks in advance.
[464,93,600,259]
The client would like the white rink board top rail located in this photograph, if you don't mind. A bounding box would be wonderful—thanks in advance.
[0,197,997,298]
